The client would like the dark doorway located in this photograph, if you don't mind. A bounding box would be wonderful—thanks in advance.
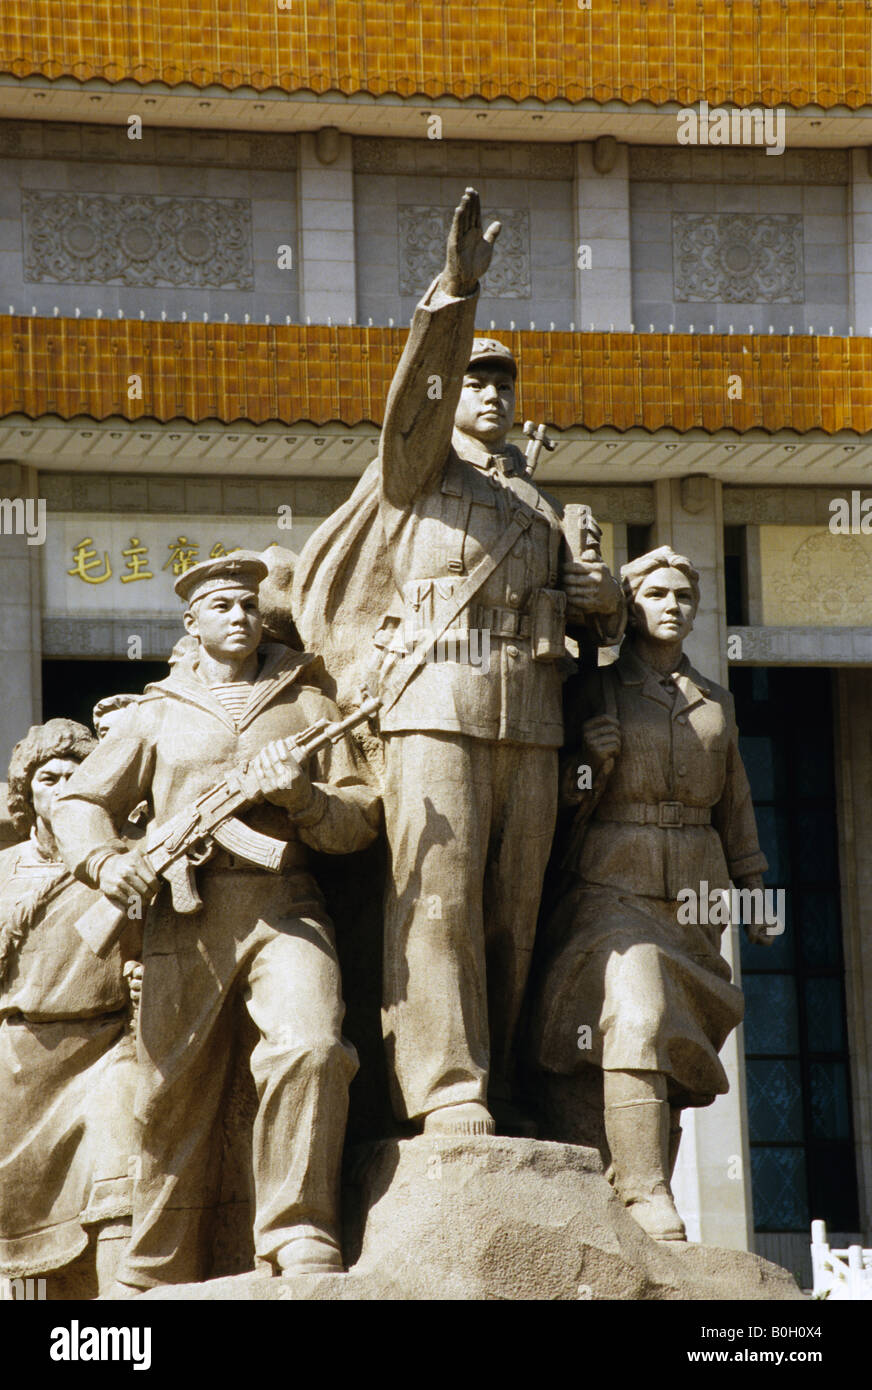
[42,659,167,733]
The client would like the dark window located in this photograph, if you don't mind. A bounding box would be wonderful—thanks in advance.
[731,666,859,1235]
[723,525,747,626]
[626,524,652,562]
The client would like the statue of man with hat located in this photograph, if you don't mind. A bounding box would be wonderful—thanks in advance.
[53,549,381,1292]
[293,189,625,1138]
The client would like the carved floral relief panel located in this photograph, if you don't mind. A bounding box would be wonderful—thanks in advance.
[22,191,254,289]
[759,526,872,626]
[672,213,804,304]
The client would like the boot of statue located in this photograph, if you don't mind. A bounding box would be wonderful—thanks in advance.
[603,1070,686,1242]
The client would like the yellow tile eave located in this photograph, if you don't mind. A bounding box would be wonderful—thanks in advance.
[2,317,870,438]
[0,0,869,112]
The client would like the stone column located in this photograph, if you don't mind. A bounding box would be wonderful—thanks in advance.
[849,149,872,335]
[652,475,755,1251]
[297,128,357,325]
[573,139,633,332]
[0,463,42,769]
[654,476,728,682]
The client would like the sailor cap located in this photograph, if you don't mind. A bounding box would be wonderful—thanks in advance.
[174,550,269,604]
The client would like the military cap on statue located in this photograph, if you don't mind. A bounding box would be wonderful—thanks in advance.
[467,337,517,378]
[173,550,269,604]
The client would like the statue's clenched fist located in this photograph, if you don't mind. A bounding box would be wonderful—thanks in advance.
[564,561,623,625]
[123,959,144,1010]
[99,848,158,907]
[737,874,776,946]
[582,714,621,777]
[439,187,501,299]
[250,743,314,815]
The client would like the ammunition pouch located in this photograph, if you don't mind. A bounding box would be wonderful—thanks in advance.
[530,587,567,661]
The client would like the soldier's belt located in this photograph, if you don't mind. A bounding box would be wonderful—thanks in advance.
[473,605,532,638]
[596,802,712,829]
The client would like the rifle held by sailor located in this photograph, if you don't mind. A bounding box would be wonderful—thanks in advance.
[76,695,381,959]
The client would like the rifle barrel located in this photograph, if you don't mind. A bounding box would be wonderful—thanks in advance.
[281,695,381,762]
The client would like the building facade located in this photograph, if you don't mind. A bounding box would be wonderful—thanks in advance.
[1,0,871,1285]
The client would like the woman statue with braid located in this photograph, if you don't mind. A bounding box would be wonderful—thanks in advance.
[532,548,770,1241]
[0,720,141,1296]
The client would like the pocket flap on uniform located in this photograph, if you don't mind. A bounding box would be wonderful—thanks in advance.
[402,579,433,610]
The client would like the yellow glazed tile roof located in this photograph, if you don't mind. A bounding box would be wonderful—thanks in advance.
[2,317,869,435]
[0,0,865,108]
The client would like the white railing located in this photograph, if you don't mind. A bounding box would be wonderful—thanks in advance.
[811,1220,872,1300]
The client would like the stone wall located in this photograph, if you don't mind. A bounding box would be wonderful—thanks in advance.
[629,147,850,335]
[0,123,299,323]
[354,139,576,331]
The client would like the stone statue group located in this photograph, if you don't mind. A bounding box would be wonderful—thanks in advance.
[0,190,769,1298]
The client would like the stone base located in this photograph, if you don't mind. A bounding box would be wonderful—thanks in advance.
[136,1137,804,1301]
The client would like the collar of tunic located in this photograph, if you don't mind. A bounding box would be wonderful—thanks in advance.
[11,830,67,874]
[141,643,321,734]
[616,646,713,718]
[451,428,525,476]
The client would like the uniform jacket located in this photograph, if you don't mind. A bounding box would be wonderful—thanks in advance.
[376,277,625,745]
[566,645,767,900]
[53,644,381,883]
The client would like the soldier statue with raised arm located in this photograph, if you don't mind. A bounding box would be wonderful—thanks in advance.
[293,189,625,1138]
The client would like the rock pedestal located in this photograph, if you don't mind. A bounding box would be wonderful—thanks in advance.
[141,1136,804,1301]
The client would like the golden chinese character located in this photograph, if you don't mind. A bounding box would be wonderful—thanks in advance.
[120,537,154,584]
[209,542,240,558]
[68,538,112,585]
[163,537,200,576]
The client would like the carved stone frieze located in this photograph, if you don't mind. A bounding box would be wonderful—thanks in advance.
[629,147,683,181]
[353,137,404,173]
[398,205,530,298]
[630,144,848,185]
[672,213,804,304]
[722,486,789,524]
[793,149,850,185]
[0,120,298,169]
[355,136,572,180]
[532,146,576,179]
[550,484,655,524]
[728,624,872,663]
[22,191,254,289]
[0,123,22,156]
[42,616,182,658]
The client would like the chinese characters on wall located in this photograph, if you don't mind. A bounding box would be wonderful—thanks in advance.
[68,537,243,586]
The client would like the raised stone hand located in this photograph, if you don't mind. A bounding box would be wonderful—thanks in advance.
[439,187,501,298]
